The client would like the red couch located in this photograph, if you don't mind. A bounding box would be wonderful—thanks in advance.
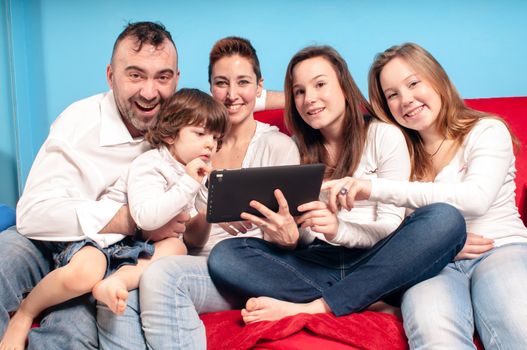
[200,96,527,350]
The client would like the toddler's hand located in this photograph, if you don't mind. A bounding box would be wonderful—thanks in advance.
[185,158,213,183]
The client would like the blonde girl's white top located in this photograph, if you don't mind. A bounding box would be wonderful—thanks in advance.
[301,120,411,249]
[370,118,527,247]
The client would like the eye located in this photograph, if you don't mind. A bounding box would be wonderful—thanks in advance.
[315,81,326,88]
[214,80,228,87]
[129,72,142,81]
[293,88,304,97]
[386,92,397,100]
[158,74,171,82]
[408,80,420,88]
[239,79,251,86]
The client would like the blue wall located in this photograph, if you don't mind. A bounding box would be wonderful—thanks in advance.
[2,0,527,206]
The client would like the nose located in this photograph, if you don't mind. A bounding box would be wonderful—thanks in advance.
[226,84,237,100]
[140,79,159,101]
[205,135,216,150]
[400,88,414,106]
[304,87,317,104]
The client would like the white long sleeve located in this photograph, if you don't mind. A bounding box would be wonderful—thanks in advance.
[370,119,527,245]
[127,147,202,231]
[16,92,150,247]
[303,121,410,248]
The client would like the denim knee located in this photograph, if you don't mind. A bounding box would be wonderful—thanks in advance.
[415,203,467,253]
[207,238,244,287]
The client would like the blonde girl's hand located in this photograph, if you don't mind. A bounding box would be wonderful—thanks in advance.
[218,221,254,236]
[185,158,213,183]
[321,177,372,213]
[296,201,339,241]
[454,232,494,260]
[240,189,299,249]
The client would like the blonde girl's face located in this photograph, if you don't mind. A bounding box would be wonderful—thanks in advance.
[291,56,346,134]
[210,54,263,126]
[379,57,442,137]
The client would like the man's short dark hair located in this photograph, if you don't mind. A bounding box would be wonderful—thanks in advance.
[111,21,176,62]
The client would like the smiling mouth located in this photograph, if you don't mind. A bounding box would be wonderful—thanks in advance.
[225,103,243,112]
[404,105,424,118]
[135,101,158,112]
[307,107,325,116]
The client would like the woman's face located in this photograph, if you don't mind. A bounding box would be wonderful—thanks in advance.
[291,56,346,134]
[210,54,262,126]
[379,57,442,136]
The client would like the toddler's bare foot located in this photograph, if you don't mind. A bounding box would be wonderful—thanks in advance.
[0,309,33,350]
[92,276,128,315]
[241,296,328,324]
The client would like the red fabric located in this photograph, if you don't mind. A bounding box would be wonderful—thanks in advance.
[465,97,527,225]
[202,310,407,350]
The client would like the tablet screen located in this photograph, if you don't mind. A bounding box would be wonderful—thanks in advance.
[206,163,325,223]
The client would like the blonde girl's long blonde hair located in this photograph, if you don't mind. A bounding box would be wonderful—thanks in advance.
[368,42,519,180]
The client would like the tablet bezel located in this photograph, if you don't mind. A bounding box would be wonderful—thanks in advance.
[206,163,325,223]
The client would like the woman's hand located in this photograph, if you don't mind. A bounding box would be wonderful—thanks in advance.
[296,201,339,241]
[240,189,299,249]
[454,232,494,260]
[218,221,254,236]
[321,177,372,212]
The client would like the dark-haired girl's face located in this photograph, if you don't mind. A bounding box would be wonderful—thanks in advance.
[291,57,346,135]
[210,55,262,126]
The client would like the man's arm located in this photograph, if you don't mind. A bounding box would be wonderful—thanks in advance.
[99,204,136,235]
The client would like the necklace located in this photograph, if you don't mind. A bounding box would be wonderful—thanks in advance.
[427,136,447,158]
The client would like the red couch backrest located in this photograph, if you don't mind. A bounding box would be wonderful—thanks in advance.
[254,97,527,225]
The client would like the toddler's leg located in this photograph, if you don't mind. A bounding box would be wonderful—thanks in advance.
[93,237,185,315]
[0,246,106,350]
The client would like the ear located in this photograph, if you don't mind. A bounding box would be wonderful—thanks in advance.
[106,64,114,89]
[174,69,180,91]
[163,136,176,145]
[256,78,264,97]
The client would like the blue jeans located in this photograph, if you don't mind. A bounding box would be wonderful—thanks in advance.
[208,203,467,316]
[97,255,242,350]
[0,227,98,349]
[402,243,527,350]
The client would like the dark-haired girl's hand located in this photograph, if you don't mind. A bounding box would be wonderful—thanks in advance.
[296,201,339,241]
[240,189,299,249]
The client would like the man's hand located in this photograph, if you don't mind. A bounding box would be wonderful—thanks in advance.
[142,211,191,241]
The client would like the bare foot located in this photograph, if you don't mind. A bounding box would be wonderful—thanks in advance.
[241,297,329,324]
[92,276,128,315]
[366,301,402,318]
[0,309,33,350]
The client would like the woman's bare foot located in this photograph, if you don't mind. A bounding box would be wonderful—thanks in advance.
[241,297,330,324]
[0,309,34,350]
[92,276,128,315]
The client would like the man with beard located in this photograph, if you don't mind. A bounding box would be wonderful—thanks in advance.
[0,22,188,349]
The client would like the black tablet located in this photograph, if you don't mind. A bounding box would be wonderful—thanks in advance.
[206,163,325,223]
